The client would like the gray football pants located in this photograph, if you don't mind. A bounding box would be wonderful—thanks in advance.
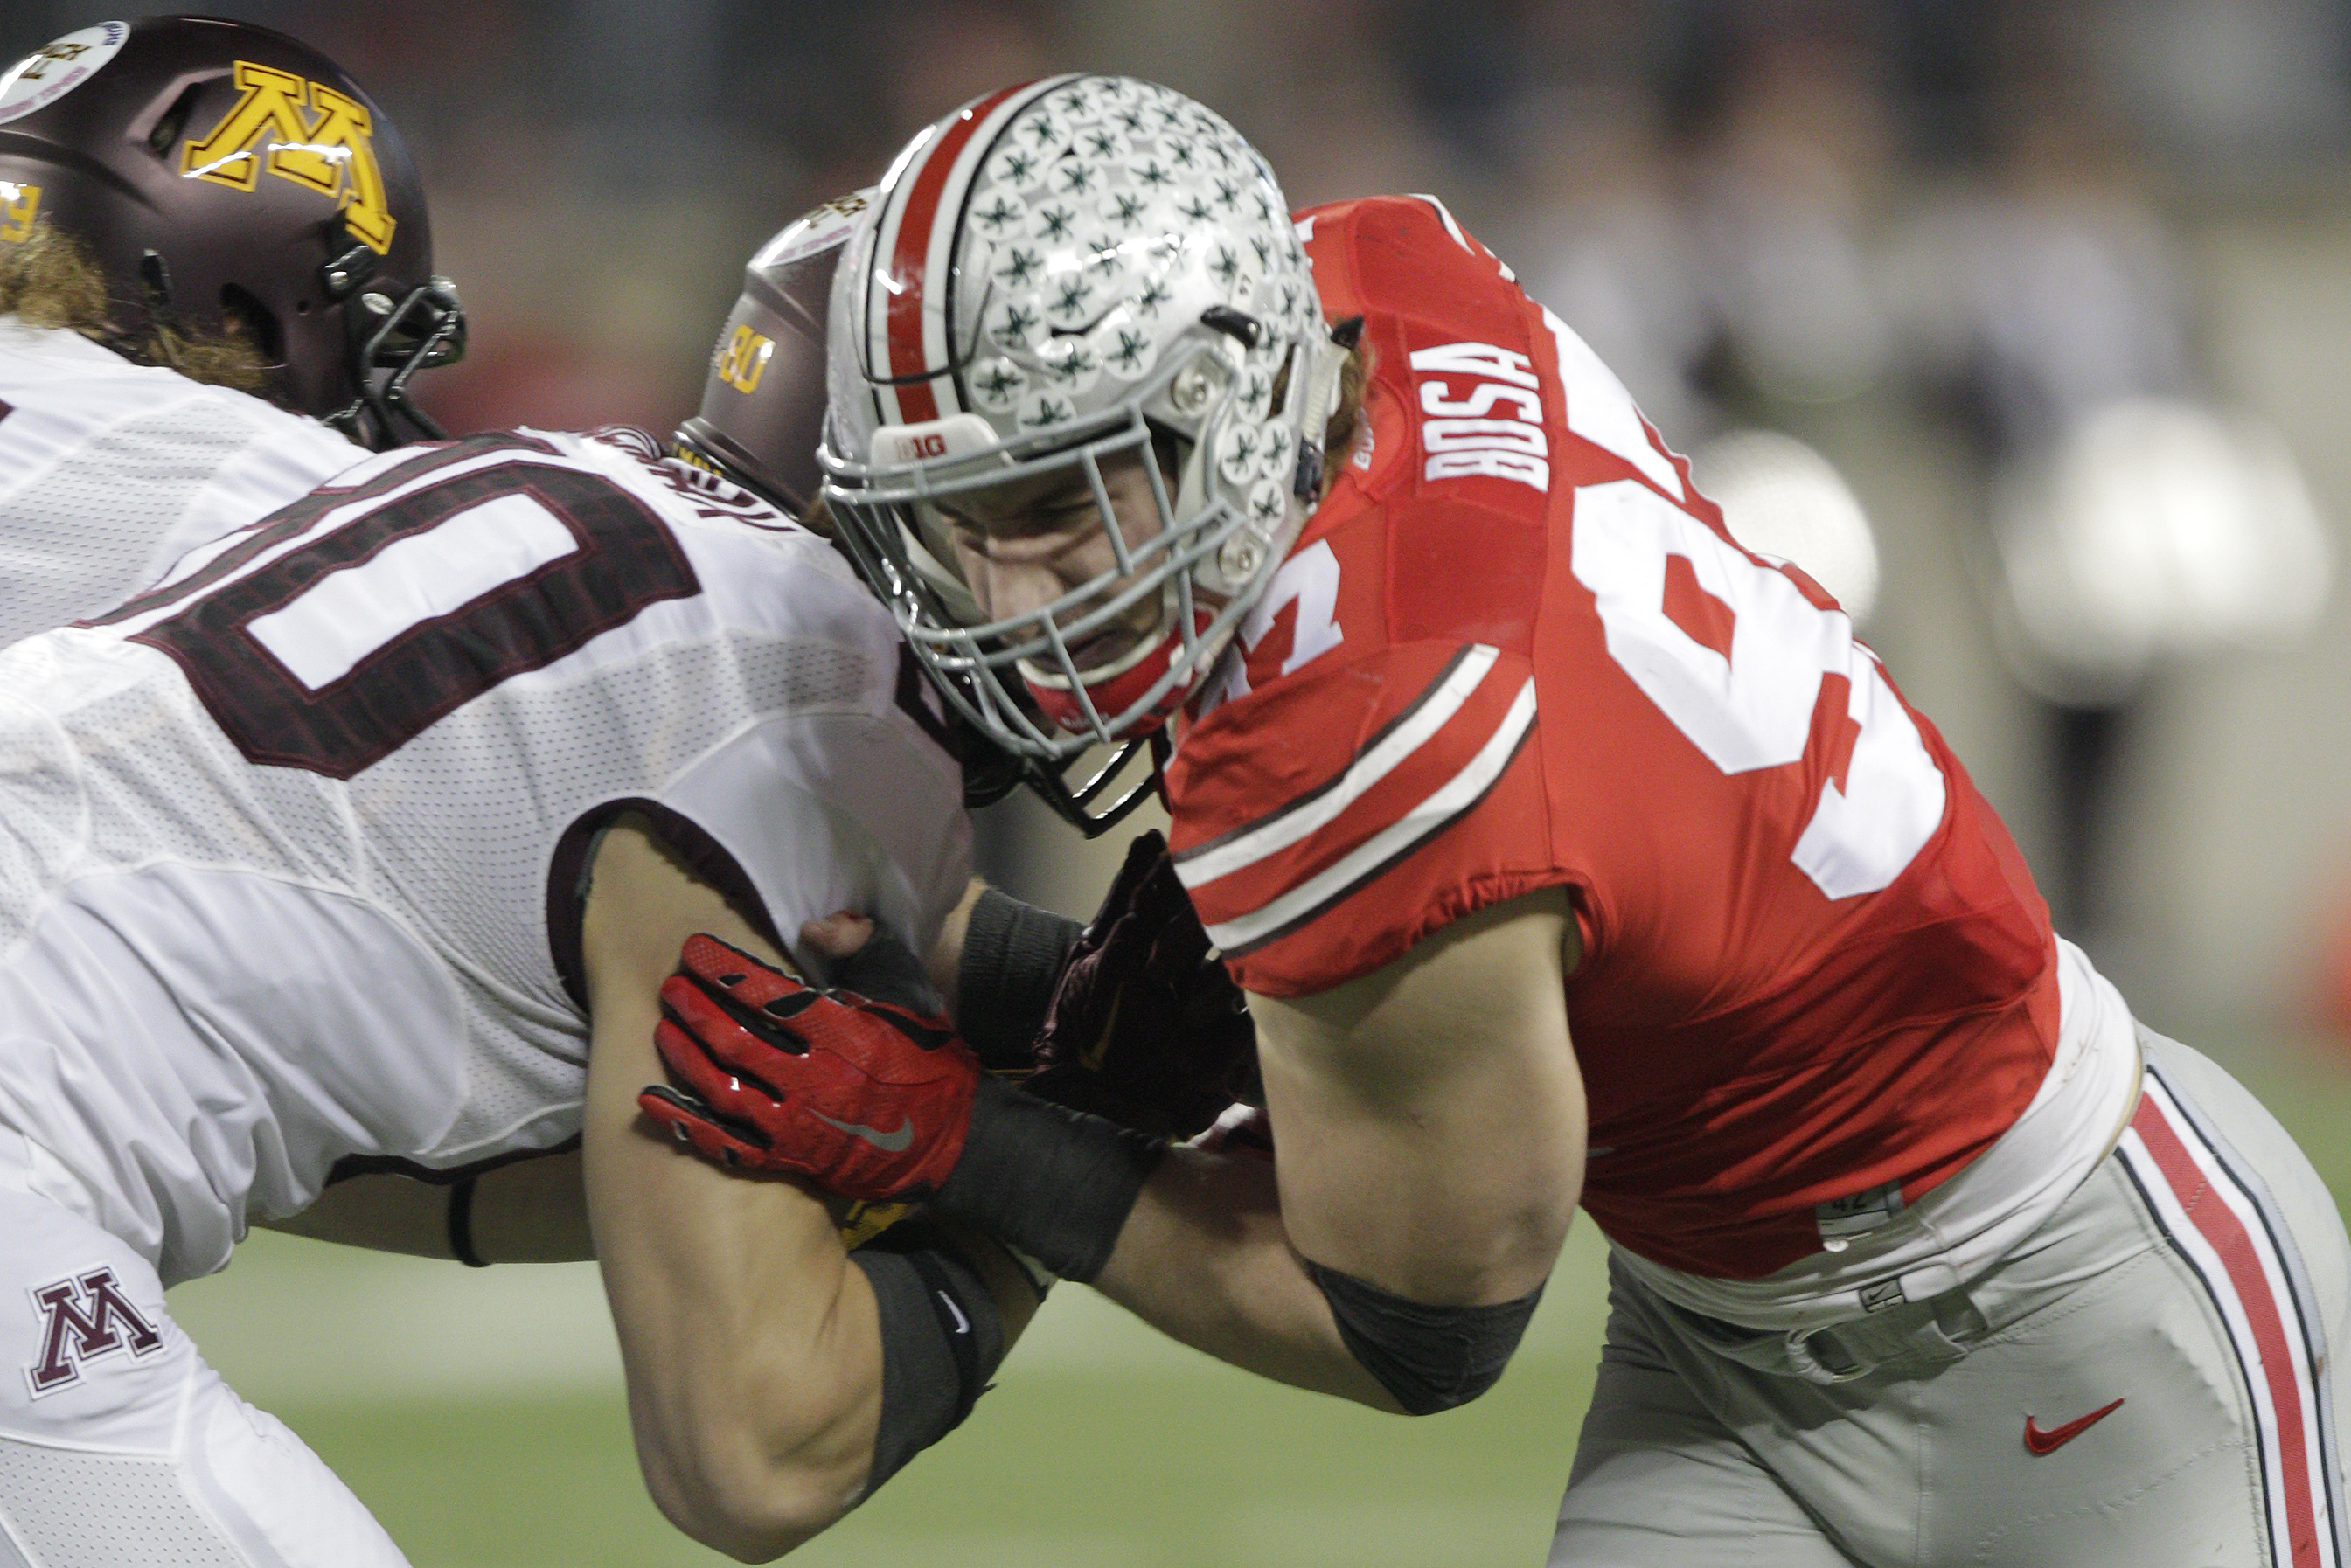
[1552,1031,2351,1567]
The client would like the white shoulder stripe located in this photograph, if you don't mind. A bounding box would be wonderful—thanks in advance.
[1203,676,1536,954]
[1409,192,1473,253]
[1175,644,1500,888]
[98,445,550,640]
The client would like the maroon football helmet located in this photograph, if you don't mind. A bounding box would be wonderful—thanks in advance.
[673,188,1041,809]
[671,189,870,517]
[0,17,463,448]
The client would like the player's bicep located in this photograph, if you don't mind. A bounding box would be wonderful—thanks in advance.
[1246,886,1584,1305]
[577,813,859,1339]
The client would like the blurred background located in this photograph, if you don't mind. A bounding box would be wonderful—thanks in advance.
[11,2,2351,1564]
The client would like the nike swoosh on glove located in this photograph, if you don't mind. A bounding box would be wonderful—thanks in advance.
[639,932,980,1201]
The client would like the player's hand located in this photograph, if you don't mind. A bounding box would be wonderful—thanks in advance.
[637,930,979,1201]
[1027,830,1258,1139]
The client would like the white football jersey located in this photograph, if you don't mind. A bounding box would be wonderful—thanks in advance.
[0,427,971,1287]
[0,316,365,646]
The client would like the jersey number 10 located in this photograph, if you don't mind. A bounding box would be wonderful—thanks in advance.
[105,441,701,779]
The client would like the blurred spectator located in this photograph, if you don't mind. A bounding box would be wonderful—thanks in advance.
[1888,75,2330,940]
[1681,5,1895,410]
[1886,91,2193,468]
[1513,3,1891,437]
[1513,89,1716,439]
[2092,0,2351,169]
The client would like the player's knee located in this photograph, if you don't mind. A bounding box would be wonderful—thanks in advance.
[1308,1260,1545,1415]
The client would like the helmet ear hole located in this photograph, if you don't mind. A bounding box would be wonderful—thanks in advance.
[218,283,282,364]
[1266,343,1297,415]
[137,250,171,311]
[142,83,201,158]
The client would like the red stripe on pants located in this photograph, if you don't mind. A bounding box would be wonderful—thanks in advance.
[2133,1092,2323,1568]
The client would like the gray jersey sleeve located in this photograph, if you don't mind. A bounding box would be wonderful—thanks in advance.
[0,323,362,644]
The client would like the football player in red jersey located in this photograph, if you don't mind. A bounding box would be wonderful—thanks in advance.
[644,76,2351,1565]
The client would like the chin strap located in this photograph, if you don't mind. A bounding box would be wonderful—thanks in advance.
[1291,316,1360,505]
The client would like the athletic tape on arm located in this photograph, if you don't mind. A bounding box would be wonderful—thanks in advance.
[1306,1260,1543,1415]
[936,1072,1165,1282]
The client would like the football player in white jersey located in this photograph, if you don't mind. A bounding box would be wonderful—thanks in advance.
[0,27,1208,1552]
[0,17,463,649]
[0,116,1109,1559]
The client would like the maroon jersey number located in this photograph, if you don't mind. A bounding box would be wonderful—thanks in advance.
[120,437,700,778]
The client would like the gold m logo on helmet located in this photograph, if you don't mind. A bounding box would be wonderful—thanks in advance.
[178,61,394,253]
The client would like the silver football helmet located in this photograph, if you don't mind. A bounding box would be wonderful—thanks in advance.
[819,75,1346,825]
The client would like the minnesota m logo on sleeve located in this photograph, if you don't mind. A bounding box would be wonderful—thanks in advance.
[26,1267,163,1397]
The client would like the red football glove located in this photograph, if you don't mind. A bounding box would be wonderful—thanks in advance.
[638,932,980,1201]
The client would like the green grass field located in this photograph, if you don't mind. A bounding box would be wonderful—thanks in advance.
[165,1026,2351,1568]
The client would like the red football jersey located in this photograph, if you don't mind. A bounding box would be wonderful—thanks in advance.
[1165,196,2061,1280]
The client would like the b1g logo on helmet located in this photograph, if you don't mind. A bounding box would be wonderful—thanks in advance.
[178,61,396,253]
[24,1267,162,1398]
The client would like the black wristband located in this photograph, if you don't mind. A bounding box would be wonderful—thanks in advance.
[447,1176,488,1268]
[956,890,1082,1069]
[848,1220,1006,1495]
[936,1073,1164,1283]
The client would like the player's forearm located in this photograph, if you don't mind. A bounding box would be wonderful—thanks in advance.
[254,1149,594,1263]
[1092,1146,1405,1412]
[592,1120,882,1558]
[942,880,1087,1067]
[926,875,987,1016]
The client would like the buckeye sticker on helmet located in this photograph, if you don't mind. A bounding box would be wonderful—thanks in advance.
[0,24,130,128]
